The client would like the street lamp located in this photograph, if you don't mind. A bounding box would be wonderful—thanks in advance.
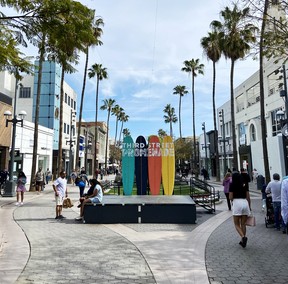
[201,122,210,171]
[66,110,76,183]
[218,109,230,175]
[3,79,27,197]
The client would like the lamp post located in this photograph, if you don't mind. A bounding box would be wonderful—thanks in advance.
[3,79,26,197]
[66,109,76,183]
[218,109,229,175]
[201,122,209,170]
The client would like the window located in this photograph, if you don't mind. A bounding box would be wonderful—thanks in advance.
[71,98,73,108]
[67,124,70,135]
[19,87,31,98]
[64,123,67,134]
[74,101,76,110]
[271,109,283,136]
[250,124,256,141]
[68,96,70,106]
[65,93,67,103]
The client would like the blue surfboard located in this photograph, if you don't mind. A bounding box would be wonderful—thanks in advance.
[122,136,135,195]
[135,135,148,195]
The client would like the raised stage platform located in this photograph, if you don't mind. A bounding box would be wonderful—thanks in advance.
[83,195,196,224]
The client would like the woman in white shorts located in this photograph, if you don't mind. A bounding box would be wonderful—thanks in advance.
[229,171,251,248]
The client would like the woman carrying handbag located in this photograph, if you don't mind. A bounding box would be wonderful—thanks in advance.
[229,171,251,248]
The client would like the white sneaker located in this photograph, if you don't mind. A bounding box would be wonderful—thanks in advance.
[15,202,19,206]
[20,202,24,206]
[75,216,83,221]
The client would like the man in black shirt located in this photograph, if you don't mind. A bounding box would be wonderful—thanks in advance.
[241,168,251,191]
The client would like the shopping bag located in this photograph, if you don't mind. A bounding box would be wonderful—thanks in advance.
[246,215,256,226]
[63,197,74,208]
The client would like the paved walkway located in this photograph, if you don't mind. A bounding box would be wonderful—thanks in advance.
[0,178,287,284]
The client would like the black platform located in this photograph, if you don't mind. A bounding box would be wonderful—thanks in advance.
[83,195,196,224]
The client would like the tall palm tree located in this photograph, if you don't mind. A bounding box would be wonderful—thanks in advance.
[88,64,108,173]
[181,59,204,172]
[212,4,257,168]
[158,129,167,138]
[201,27,223,181]
[118,112,129,144]
[163,104,178,138]
[173,85,188,139]
[112,104,123,146]
[100,98,116,170]
[76,16,104,172]
[259,0,270,182]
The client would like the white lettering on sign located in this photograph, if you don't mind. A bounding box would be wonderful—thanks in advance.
[148,145,161,157]
[161,142,174,157]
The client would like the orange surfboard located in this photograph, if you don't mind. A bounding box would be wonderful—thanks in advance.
[161,136,175,195]
[148,135,162,195]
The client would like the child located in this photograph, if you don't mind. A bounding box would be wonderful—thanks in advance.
[16,171,27,206]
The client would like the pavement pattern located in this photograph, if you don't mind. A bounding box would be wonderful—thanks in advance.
[1,178,287,284]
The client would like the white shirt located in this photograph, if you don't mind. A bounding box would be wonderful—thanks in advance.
[266,180,281,202]
[53,177,67,198]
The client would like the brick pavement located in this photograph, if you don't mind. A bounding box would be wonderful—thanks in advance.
[206,198,288,284]
[2,179,284,284]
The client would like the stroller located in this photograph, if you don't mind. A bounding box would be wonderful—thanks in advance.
[265,195,274,228]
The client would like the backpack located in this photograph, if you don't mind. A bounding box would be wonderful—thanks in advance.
[75,176,81,185]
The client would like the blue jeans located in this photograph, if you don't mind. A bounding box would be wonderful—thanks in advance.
[273,201,283,229]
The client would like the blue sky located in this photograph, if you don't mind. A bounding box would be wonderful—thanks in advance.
[3,0,260,141]
[65,0,260,141]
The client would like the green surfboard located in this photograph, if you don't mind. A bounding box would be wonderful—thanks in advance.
[122,135,135,195]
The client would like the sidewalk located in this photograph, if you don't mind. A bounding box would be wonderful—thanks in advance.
[1,179,287,284]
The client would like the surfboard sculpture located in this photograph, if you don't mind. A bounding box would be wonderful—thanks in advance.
[135,135,148,195]
[161,136,175,195]
[122,135,135,195]
[148,135,162,195]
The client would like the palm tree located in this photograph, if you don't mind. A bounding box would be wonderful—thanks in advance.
[173,85,188,139]
[181,59,204,171]
[123,128,130,137]
[88,64,108,173]
[118,112,129,144]
[112,104,123,146]
[259,0,270,182]
[163,104,178,138]
[100,98,116,170]
[158,129,167,138]
[212,4,257,168]
[76,16,104,172]
[201,27,223,181]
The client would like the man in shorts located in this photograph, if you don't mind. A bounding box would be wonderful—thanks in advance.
[53,170,68,220]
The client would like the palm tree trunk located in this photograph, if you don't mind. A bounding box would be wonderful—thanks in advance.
[230,59,238,169]
[76,47,89,171]
[57,68,65,174]
[192,76,197,173]
[179,96,182,139]
[212,61,220,181]
[260,0,270,182]
[114,118,118,146]
[30,35,45,190]
[104,110,111,170]
[94,76,100,175]
[119,121,124,145]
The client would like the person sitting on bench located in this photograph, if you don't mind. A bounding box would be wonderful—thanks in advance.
[75,179,103,221]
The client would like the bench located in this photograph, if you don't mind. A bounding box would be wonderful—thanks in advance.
[100,180,112,193]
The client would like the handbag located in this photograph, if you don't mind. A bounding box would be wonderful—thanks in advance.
[63,197,74,208]
[246,215,256,226]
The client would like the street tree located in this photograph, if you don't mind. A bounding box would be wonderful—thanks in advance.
[163,104,178,138]
[181,58,204,170]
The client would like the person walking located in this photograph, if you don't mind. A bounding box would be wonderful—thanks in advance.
[35,167,45,193]
[52,170,68,220]
[266,173,283,231]
[222,172,232,210]
[229,172,251,248]
[16,171,27,206]
[281,176,288,234]
[75,179,103,221]
[45,168,52,185]
[75,171,89,197]
[241,168,251,191]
